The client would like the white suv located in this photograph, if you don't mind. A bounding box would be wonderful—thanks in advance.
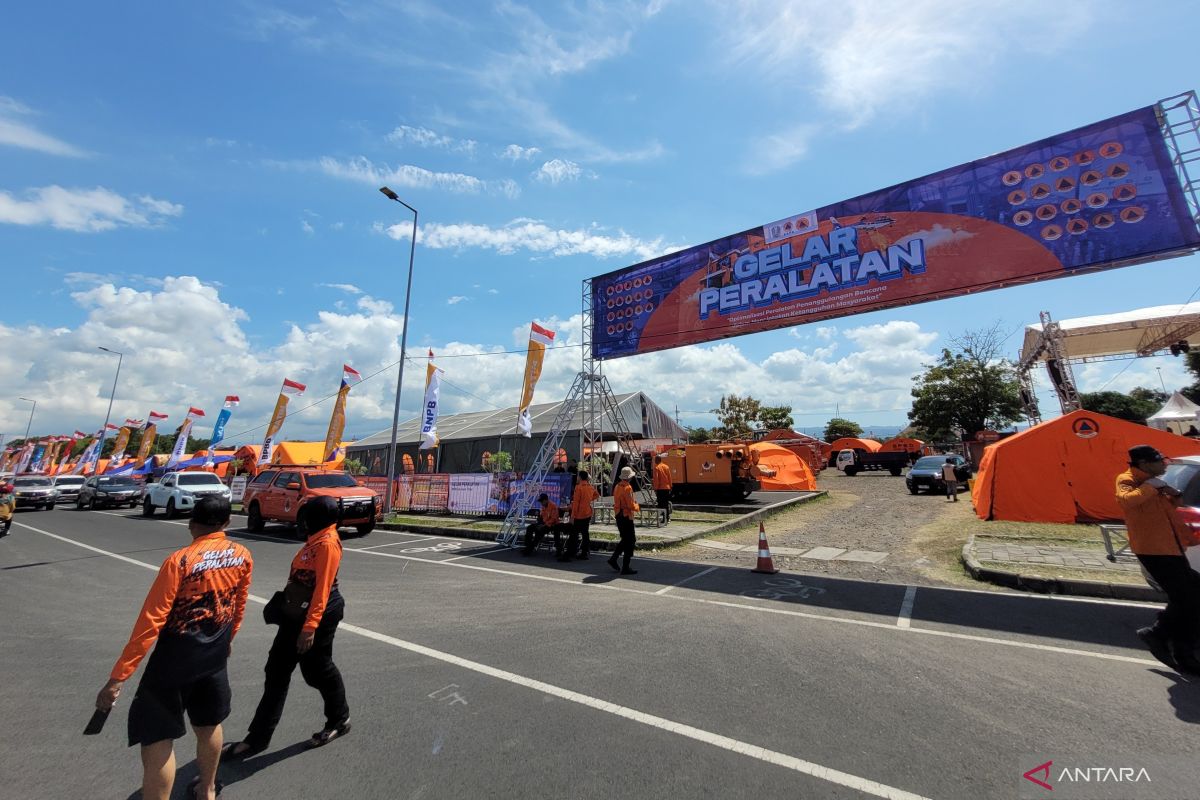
[142,471,231,518]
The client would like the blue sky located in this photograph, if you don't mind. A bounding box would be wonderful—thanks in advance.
[2,1,1198,444]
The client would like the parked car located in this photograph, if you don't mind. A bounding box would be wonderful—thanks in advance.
[77,475,143,509]
[241,467,379,538]
[905,455,970,495]
[143,471,231,518]
[13,476,56,510]
[1159,455,1200,575]
[52,475,87,504]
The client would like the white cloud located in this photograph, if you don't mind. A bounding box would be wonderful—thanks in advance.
[447,295,468,305]
[816,326,836,341]
[487,288,500,295]
[319,283,363,295]
[301,219,315,235]
[534,158,584,184]
[0,272,942,442]
[0,186,183,232]
[500,144,541,161]
[718,0,1082,129]
[743,123,816,174]
[312,156,519,198]
[387,125,478,156]
[381,217,679,261]
[0,96,86,157]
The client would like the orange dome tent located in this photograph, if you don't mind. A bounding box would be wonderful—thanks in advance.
[823,438,882,460]
[973,410,1200,523]
[233,445,263,477]
[880,437,926,455]
[749,442,817,491]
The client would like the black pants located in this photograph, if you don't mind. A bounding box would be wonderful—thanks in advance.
[612,515,636,569]
[524,522,562,554]
[565,517,591,558]
[655,489,672,519]
[246,606,348,749]
[1138,555,1200,651]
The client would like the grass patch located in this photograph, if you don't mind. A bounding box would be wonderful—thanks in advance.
[978,561,1148,586]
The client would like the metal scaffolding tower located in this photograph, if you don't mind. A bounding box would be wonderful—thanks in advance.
[496,279,658,548]
[1017,311,1082,418]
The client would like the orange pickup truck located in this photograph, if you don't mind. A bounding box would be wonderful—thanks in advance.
[242,466,379,539]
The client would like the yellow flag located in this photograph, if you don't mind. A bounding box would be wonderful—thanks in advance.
[517,322,556,437]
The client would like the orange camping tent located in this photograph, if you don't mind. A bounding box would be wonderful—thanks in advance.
[233,445,263,477]
[270,441,348,470]
[972,409,1200,523]
[749,442,817,491]
[823,438,882,460]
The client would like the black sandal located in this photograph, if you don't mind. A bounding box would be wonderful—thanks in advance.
[186,776,224,798]
[307,721,351,748]
[220,740,265,762]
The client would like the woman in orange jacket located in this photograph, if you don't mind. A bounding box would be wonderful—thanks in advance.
[608,466,640,575]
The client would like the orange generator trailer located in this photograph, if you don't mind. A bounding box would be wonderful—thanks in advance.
[663,443,762,501]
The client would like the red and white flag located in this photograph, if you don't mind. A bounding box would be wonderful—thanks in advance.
[148,411,169,423]
[223,395,240,408]
[124,418,144,428]
[282,378,306,396]
[74,430,88,439]
[342,365,362,387]
[186,407,205,420]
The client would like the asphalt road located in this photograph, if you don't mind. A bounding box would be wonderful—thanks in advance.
[2,508,1198,799]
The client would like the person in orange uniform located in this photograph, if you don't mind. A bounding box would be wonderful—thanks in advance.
[1116,445,1200,674]
[561,470,600,561]
[0,481,14,535]
[608,466,640,575]
[652,454,673,521]
[95,496,252,800]
[522,493,564,556]
[224,497,351,760]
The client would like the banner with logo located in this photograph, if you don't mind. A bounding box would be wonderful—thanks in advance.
[591,103,1200,359]
[419,353,444,451]
[517,322,555,437]
[324,366,361,462]
[15,442,35,474]
[87,424,119,474]
[105,420,140,471]
[260,378,306,465]
[167,407,205,468]
[206,396,239,467]
[134,412,167,468]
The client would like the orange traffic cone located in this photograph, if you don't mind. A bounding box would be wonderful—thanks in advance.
[752,521,779,574]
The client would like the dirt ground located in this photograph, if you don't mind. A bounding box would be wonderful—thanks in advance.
[658,470,995,587]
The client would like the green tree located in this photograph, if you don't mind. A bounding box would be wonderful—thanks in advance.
[344,458,367,475]
[758,405,794,431]
[1181,351,1200,405]
[908,323,1023,440]
[687,427,712,444]
[1079,390,1160,424]
[711,394,761,440]
[823,418,863,442]
[485,451,513,474]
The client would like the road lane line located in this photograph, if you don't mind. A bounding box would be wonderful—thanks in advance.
[50,516,1163,668]
[443,546,508,561]
[342,546,1159,667]
[897,586,917,629]
[656,565,718,595]
[356,536,440,551]
[15,519,929,800]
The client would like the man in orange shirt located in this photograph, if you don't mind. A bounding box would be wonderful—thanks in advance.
[96,495,253,800]
[608,466,640,575]
[522,493,564,556]
[561,470,600,561]
[652,454,673,521]
[1116,445,1200,674]
[224,497,352,760]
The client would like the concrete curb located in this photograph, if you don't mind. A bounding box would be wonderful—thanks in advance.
[961,534,1165,602]
[376,491,828,552]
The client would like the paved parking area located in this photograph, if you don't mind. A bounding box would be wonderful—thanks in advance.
[2,508,1199,799]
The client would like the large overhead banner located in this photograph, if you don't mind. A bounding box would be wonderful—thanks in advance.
[592,103,1200,360]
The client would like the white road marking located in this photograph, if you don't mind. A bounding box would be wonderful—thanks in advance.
[356,536,440,551]
[48,516,1163,667]
[444,546,508,561]
[14,519,929,800]
[656,565,718,595]
[897,586,917,629]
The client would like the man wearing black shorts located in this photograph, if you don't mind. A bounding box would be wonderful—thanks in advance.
[96,496,253,800]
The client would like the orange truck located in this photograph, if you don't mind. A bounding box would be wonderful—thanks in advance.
[662,443,761,501]
[241,465,379,538]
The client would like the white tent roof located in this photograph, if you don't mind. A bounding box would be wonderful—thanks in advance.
[1147,391,1200,431]
[1020,302,1200,363]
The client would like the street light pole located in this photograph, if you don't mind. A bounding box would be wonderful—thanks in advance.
[1156,366,1167,394]
[378,186,418,515]
[96,347,124,471]
[19,397,36,440]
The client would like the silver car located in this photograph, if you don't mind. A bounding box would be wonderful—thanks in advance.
[52,475,86,503]
[12,476,57,510]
